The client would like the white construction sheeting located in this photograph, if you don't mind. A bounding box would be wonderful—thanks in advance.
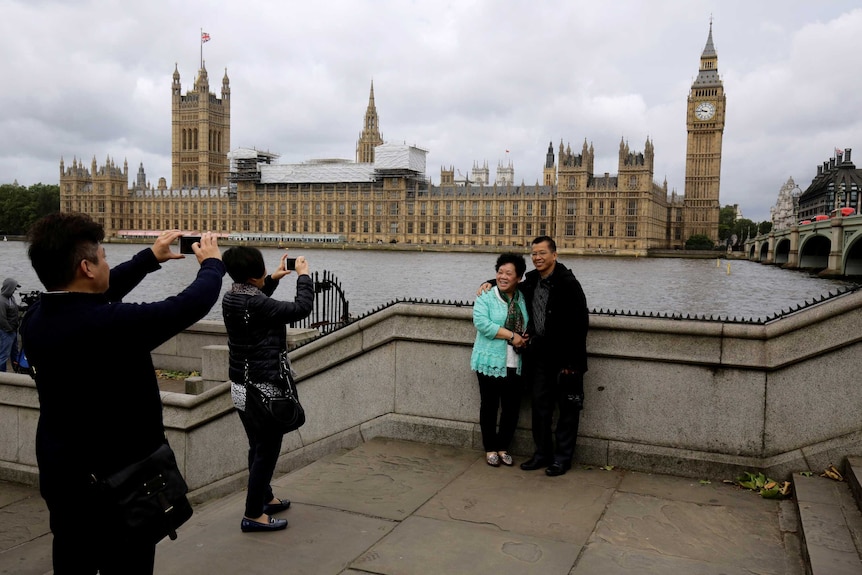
[256,143,427,184]
[374,143,427,172]
[260,162,376,184]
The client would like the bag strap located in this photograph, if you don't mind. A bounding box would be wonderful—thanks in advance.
[242,305,251,387]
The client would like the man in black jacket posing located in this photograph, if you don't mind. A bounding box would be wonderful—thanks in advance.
[21,213,224,574]
[518,236,590,477]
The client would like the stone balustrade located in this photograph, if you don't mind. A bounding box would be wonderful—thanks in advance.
[2,292,861,503]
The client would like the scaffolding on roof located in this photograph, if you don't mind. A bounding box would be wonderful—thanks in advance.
[227,148,280,183]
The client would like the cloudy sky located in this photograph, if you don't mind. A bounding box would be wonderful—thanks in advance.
[1,0,860,222]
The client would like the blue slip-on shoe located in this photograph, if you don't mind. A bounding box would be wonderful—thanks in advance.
[263,498,291,515]
[241,516,288,532]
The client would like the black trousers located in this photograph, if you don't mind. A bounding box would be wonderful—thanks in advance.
[527,358,583,465]
[477,369,523,452]
[46,487,156,575]
[238,408,284,518]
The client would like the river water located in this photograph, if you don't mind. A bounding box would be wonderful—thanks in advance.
[0,241,856,322]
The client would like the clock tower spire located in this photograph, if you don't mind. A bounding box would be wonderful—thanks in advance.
[683,20,725,245]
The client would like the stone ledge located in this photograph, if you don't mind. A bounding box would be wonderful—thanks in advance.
[0,460,39,487]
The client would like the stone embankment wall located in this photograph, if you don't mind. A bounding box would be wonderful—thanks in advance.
[1,291,861,502]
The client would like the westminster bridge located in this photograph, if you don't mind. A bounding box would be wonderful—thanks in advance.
[745,212,862,276]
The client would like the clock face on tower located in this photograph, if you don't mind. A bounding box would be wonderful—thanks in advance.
[694,101,716,121]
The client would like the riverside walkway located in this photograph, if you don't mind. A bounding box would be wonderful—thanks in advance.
[0,437,807,575]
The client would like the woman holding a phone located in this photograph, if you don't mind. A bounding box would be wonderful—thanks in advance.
[221,247,313,533]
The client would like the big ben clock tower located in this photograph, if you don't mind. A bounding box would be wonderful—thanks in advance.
[683,22,725,244]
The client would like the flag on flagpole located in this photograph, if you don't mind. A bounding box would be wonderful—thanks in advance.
[201,32,211,43]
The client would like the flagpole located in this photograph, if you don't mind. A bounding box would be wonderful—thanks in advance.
[200,28,203,69]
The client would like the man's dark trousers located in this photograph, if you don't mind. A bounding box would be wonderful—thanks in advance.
[528,355,582,466]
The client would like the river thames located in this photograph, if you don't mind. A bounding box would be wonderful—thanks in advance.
[0,240,856,322]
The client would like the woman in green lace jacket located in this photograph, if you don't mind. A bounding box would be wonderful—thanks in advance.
[470,253,529,467]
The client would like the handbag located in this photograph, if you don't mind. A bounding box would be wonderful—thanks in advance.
[240,301,306,435]
[245,375,306,434]
[98,442,193,544]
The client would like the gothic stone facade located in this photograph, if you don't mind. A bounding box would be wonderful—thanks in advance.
[59,26,722,253]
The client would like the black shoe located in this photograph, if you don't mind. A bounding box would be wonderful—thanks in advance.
[241,516,288,532]
[545,462,571,477]
[520,456,552,471]
[263,498,291,515]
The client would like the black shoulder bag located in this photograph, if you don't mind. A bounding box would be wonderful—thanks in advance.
[241,304,306,435]
[245,373,306,435]
[96,442,193,543]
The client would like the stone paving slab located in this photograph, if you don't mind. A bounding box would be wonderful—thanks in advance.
[352,515,581,575]
[0,482,36,509]
[418,461,622,546]
[277,437,478,521]
[0,481,51,575]
[0,485,50,553]
[0,535,52,575]
[572,539,782,575]
[0,439,811,575]
[617,468,771,510]
[588,490,791,575]
[155,498,396,575]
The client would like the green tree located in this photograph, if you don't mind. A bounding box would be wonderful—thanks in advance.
[758,221,773,235]
[732,218,756,242]
[0,183,60,235]
[685,234,715,250]
[718,205,736,242]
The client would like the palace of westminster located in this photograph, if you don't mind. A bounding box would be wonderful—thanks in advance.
[59,26,728,254]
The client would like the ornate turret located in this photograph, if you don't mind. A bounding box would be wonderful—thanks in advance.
[356,81,383,163]
[543,141,556,186]
[134,162,147,190]
[172,63,181,96]
[195,62,209,93]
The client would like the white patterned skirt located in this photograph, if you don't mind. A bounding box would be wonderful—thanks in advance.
[230,381,285,412]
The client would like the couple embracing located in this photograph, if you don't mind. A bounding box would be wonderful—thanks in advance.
[471,236,589,476]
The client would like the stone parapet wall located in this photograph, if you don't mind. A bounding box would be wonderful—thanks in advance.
[2,292,861,499]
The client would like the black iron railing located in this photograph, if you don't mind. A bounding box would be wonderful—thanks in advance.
[291,270,351,336]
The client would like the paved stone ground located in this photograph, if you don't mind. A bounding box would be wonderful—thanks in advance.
[0,438,807,574]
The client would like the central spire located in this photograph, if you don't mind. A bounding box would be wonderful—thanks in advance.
[356,80,383,163]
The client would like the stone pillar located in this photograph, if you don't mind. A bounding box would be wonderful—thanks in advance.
[763,232,775,264]
[784,225,800,269]
[185,344,230,394]
[820,217,845,277]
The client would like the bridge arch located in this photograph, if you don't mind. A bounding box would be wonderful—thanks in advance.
[844,233,862,275]
[773,238,791,265]
[798,234,831,270]
[759,242,769,261]
[748,243,756,259]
